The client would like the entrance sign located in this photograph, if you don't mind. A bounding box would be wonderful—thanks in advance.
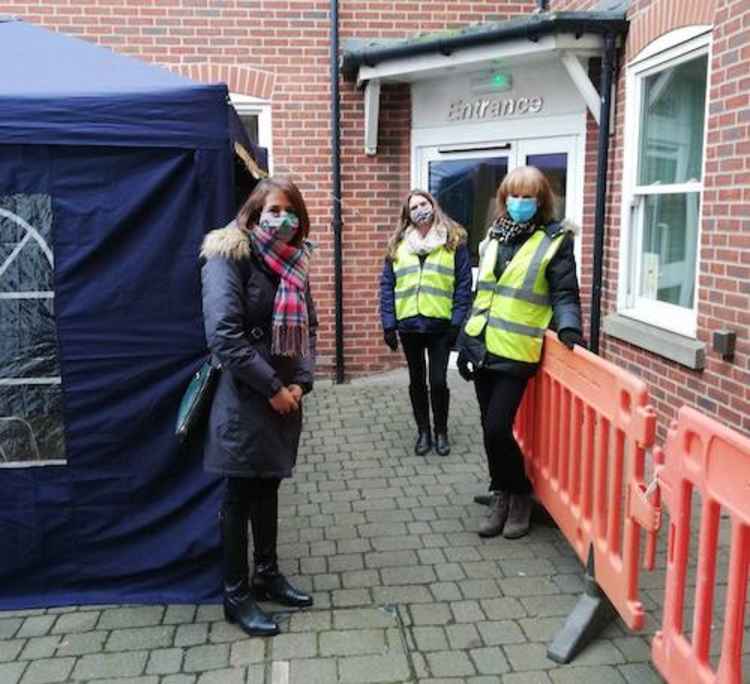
[448,96,544,122]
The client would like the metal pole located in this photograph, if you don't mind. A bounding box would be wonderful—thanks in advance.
[590,33,616,355]
[330,0,344,383]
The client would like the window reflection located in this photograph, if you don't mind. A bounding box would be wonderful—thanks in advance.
[526,153,567,220]
[429,158,508,264]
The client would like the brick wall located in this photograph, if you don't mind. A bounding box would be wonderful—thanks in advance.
[0,0,536,378]
[551,0,750,437]
[4,0,748,436]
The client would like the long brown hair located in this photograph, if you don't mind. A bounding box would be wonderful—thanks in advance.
[385,189,466,261]
[236,177,310,246]
[496,166,555,224]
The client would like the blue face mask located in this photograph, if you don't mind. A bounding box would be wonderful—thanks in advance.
[506,197,538,224]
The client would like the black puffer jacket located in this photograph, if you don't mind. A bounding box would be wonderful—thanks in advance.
[456,221,582,378]
[200,222,316,479]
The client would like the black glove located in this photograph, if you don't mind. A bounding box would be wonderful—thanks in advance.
[558,328,585,350]
[457,354,474,382]
[384,329,399,352]
[446,325,460,348]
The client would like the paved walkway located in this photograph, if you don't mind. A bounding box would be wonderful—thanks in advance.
[0,369,733,683]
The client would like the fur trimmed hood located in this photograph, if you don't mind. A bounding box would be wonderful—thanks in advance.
[200,221,251,261]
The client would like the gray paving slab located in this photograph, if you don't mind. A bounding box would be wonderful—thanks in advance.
[5,371,740,683]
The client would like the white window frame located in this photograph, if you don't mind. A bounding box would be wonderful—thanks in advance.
[229,93,274,174]
[618,27,712,338]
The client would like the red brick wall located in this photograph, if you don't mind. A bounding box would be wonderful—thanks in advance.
[551,0,750,437]
[0,0,536,378]
[4,0,748,437]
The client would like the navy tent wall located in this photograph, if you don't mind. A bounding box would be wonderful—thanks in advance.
[0,19,236,607]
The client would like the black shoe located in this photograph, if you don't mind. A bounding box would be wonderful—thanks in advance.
[224,584,279,637]
[474,493,494,506]
[434,432,450,456]
[253,567,313,608]
[414,429,432,456]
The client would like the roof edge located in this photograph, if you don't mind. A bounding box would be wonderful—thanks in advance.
[341,11,628,81]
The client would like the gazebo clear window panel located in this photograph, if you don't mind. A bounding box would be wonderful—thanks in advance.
[0,194,65,466]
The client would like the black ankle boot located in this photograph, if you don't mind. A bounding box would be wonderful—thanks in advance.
[220,498,279,637]
[434,432,450,456]
[252,562,313,607]
[414,429,432,456]
[224,582,279,636]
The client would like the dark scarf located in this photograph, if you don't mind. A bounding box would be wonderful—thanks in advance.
[489,215,538,243]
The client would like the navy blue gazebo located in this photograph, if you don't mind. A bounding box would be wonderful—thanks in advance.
[0,18,237,607]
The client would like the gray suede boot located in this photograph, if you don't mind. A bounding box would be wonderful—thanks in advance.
[503,494,533,539]
[477,491,509,538]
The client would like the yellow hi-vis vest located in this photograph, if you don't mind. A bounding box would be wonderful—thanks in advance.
[393,242,455,321]
[464,229,566,363]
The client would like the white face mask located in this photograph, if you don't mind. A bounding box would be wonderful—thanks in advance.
[410,205,434,226]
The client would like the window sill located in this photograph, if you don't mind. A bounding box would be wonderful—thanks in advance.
[603,313,706,370]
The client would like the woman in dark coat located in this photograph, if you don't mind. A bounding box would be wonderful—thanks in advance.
[379,190,473,456]
[200,177,316,637]
[456,166,583,540]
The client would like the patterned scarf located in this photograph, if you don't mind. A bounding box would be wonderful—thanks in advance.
[250,225,312,358]
[489,215,538,243]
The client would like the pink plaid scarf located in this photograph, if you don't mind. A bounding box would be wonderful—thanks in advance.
[250,225,312,357]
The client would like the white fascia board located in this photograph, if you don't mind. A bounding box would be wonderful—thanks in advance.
[356,33,602,86]
[560,51,601,125]
[364,79,381,155]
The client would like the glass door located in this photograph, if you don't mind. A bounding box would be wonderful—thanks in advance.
[419,136,579,265]
[516,136,578,226]
[422,147,512,266]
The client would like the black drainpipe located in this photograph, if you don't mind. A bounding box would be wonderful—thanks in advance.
[330,0,345,383]
[589,32,616,355]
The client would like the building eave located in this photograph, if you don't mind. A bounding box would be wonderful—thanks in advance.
[341,11,629,82]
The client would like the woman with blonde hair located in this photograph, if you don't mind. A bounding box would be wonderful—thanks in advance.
[456,166,583,539]
[379,190,472,456]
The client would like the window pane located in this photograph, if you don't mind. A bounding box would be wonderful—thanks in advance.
[639,192,699,308]
[429,157,508,264]
[0,193,66,465]
[526,153,567,220]
[240,114,259,145]
[639,54,708,185]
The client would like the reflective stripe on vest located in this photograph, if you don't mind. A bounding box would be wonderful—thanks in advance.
[464,230,565,363]
[393,242,455,320]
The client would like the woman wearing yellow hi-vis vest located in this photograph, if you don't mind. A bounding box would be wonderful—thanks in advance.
[456,166,584,539]
[379,190,473,456]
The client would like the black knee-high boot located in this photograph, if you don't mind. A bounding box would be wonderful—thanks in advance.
[431,385,451,456]
[250,485,313,608]
[409,383,432,455]
[220,499,279,636]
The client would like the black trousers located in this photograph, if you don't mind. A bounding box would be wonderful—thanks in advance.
[473,369,531,495]
[221,477,281,589]
[400,331,452,433]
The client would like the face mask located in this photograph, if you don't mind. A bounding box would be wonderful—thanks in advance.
[410,206,434,226]
[259,211,299,242]
[506,197,538,224]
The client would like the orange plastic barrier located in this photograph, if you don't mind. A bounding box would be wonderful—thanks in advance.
[652,407,750,684]
[515,332,660,630]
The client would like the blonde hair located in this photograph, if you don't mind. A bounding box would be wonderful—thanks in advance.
[385,189,467,261]
[496,166,555,224]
